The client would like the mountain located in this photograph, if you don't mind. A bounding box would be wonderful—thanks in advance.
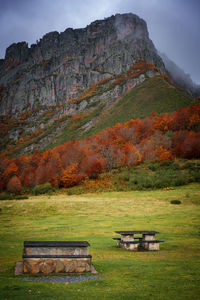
[0,13,165,116]
[0,13,194,157]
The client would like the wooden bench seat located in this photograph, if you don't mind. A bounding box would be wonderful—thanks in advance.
[141,240,164,243]
[113,238,163,243]
[119,241,140,244]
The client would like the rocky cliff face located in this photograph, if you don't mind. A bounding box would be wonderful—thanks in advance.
[0,13,170,156]
[0,13,165,117]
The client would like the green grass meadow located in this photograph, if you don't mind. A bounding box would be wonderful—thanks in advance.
[0,183,200,299]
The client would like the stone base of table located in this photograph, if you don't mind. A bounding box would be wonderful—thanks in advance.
[143,242,160,251]
[24,247,88,256]
[121,234,134,242]
[119,242,139,251]
[15,261,23,275]
[23,257,92,274]
[114,236,164,251]
[142,234,155,241]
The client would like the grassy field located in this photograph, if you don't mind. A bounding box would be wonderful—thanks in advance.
[0,183,200,299]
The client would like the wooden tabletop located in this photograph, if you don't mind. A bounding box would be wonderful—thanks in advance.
[24,241,90,247]
[115,231,159,235]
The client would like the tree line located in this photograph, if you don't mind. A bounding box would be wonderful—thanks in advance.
[0,103,199,193]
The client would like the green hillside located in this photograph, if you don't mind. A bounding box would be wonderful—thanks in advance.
[4,75,195,156]
[51,76,194,149]
[87,76,194,135]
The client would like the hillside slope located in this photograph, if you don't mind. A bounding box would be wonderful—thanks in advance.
[49,76,194,150]
[1,102,199,193]
[85,76,194,137]
[0,74,195,157]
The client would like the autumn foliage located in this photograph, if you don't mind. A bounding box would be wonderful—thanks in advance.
[7,176,22,193]
[0,103,200,192]
[60,163,84,187]
[67,59,165,103]
[68,77,111,104]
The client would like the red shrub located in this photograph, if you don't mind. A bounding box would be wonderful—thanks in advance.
[7,176,22,193]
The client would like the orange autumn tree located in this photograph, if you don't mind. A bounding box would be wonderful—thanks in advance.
[3,162,18,183]
[80,152,103,179]
[59,163,85,188]
[156,146,173,161]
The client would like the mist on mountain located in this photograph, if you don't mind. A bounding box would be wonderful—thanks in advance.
[159,52,200,99]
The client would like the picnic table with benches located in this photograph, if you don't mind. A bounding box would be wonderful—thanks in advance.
[113,231,164,251]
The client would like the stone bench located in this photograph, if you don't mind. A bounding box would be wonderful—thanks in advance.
[141,240,164,251]
[113,238,141,250]
[23,241,92,274]
[114,239,164,251]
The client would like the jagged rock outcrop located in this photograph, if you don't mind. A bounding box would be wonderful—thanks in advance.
[0,13,165,117]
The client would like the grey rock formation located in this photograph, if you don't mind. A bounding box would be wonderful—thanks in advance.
[0,13,165,117]
[5,42,29,64]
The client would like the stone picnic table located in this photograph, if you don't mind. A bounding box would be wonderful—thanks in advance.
[113,231,164,251]
[22,241,92,274]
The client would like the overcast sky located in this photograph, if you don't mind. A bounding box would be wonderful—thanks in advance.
[0,0,199,83]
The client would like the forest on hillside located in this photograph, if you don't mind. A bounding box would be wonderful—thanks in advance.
[0,103,200,193]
